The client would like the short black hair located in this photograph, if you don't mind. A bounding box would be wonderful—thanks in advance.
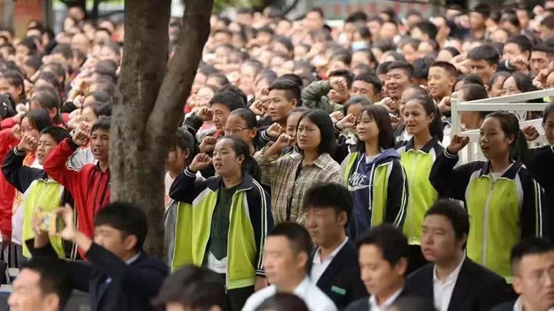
[22,258,72,309]
[376,61,393,76]
[91,116,111,133]
[467,44,500,66]
[207,72,230,87]
[357,224,409,268]
[511,238,554,275]
[153,265,226,310]
[541,14,554,30]
[51,44,73,61]
[343,95,372,115]
[302,183,353,226]
[277,74,303,88]
[171,127,195,159]
[474,4,492,18]
[209,90,246,112]
[414,21,438,39]
[413,58,432,80]
[430,61,458,79]
[329,69,354,88]
[386,61,414,79]
[268,222,313,257]
[94,202,148,251]
[40,126,70,144]
[268,79,302,104]
[425,200,469,248]
[297,109,336,155]
[256,293,309,311]
[506,35,533,56]
[354,73,383,95]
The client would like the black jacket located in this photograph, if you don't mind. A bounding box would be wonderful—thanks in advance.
[30,240,168,311]
[491,301,516,311]
[308,241,368,310]
[344,287,409,311]
[406,258,510,311]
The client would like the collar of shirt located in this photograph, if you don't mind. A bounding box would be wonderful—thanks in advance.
[433,255,465,284]
[513,296,554,311]
[126,252,141,265]
[369,287,403,311]
[293,276,313,297]
[313,237,349,265]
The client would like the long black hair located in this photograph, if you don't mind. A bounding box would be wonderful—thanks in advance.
[228,108,260,151]
[356,105,394,152]
[484,111,529,165]
[22,109,54,132]
[406,95,444,142]
[296,109,336,155]
[218,136,261,182]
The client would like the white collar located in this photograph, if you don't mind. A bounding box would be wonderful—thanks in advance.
[293,276,312,297]
[369,287,403,309]
[513,296,554,311]
[125,252,141,265]
[433,255,465,283]
[313,237,349,264]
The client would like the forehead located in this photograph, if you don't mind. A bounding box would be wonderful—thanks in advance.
[353,80,371,88]
[504,43,521,51]
[225,114,246,124]
[211,103,231,112]
[519,252,554,272]
[298,117,316,127]
[481,116,502,129]
[424,214,454,229]
[16,269,41,287]
[429,66,449,76]
[92,129,110,136]
[359,244,386,262]
[387,68,407,77]
[503,76,516,86]
[39,133,56,143]
[531,51,548,58]
[266,236,292,251]
[268,89,287,98]
[215,139,234,149]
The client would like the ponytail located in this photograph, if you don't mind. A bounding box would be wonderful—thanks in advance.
[409,95,444,142]
[513,129,530,167]
[485,111,530,165]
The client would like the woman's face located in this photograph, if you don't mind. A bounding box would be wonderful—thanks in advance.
[502,76,520,96]
[81,106,98,126]
[285,112,303,144]
[36,133,57,165]
[212,139,243,178]
[544,112,554,145]
[479,117,512,160]
[403,100,433,136]
[490,76,507,97]
[224,114,256,146]
[356,111,380,143]
[21,117,40,141]
[297,117,321,153]
[195,87,214,109]
[0,78,22,103]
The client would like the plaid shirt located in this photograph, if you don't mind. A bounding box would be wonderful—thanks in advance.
[255,151,343,224]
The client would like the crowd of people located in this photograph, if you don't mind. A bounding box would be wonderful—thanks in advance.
[1,2,554,311]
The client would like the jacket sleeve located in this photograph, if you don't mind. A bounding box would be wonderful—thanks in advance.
[85,243,168,298]
[249,182,274,276]
[301,80,334,114]
[0,128,19,163]
[183,113,203,137]
[526,146,554,193]
[429,149,478,201]
[169,168,207,203]
[386,159,409,228]
[43,138,81,194]
[2,148,43,193]
[0,117,18,130]
[253,148,281,186]
[520,170,548,239]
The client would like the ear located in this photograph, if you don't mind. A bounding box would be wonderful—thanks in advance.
[291,98,298,108]
[449,76,456,87]
[249,128,258,139]
[297,251,309,269]
[512,276,523,294]
[427,112,435,124]
[492,64,498,72]
[395,257,408,277]
[44,293,60,310]
[124,234,138,252]
[182,148,191,160]
[337,211,348,227]
[237,153,245,165]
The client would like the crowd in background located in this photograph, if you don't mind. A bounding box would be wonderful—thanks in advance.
[1,2,554,311]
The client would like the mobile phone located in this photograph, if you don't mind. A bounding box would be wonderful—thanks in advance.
[37,211,65,235]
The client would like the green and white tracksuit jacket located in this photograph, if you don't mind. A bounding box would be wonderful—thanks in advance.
[167,168,273,290]
[397,138,444,245]
[430,149,547,281]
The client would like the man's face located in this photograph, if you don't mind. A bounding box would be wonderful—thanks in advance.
[167,146,188,174]
[305,207,346,248]
[268,89,296,123]
[351,80,376,102]
[36,134,58,166]
[359,244,406,296]
[470,12,486,30]
[8,269,58,311]
[71,34,90,54]
[91,129,110,162]
[427,67,454,100]
[94,225,134,260]
[468,59,496,85]
[531,51,550,77]
[385,68,411,100]
[502,42,524,62]
[513,252,554,310]
[264,236,306,288]
[540,25,554,42]
[421,215,464,264]
[304,12,323,31]
[380,22,398,40]
[211,103,231,132]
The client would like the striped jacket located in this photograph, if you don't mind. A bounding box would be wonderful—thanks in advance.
[430,149,546,280]
[169,169,273,290]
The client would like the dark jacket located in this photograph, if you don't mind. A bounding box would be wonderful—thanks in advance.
[406,258,510,311]
[30,240,168,311]
[308,241,368,310]
[345,287,409,311]
[491,301,516,311]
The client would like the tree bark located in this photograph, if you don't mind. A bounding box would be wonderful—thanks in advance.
[1,0,14,33]
[110,0,213,258]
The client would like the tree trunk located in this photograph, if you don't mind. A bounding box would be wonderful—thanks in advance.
[1,0,14,33]
[110,0,213,259]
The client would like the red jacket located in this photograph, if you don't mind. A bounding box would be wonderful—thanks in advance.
[43,138,111,240]
[0,129,19,238]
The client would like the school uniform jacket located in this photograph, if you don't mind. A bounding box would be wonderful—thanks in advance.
[0,128,19,239]
[527,145,554,241]
[430,149,546,280]
[308,241,368,310]
[406,258,510,311]
[43,138,111,241]
[30,240,168,311]
[397,138,444,246]
[2,148,75,259]
[169,169,273,289]
[341,149,408,241]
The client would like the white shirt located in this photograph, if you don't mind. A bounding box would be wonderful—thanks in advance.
[368,287,403,311]
[310,237,349,284]
[513,296,554,311]
[433,257,465,311]
[242,276,337,311]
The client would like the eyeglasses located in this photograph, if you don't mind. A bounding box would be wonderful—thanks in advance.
[224,127,249,134]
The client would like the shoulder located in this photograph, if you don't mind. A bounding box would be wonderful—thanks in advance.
[407,263,434,282]
[309,284,338,310]
[464,259,505,283]
[244,286,275,310]
[491,301,515,311]
[344,297,369,311]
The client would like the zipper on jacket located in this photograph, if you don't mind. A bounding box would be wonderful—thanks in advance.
[407,153,419,240]
[367,162,376,225]
[482,179,496,266]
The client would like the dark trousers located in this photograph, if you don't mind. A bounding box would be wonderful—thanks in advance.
[218,274,254,311]
[407,245,427,274]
